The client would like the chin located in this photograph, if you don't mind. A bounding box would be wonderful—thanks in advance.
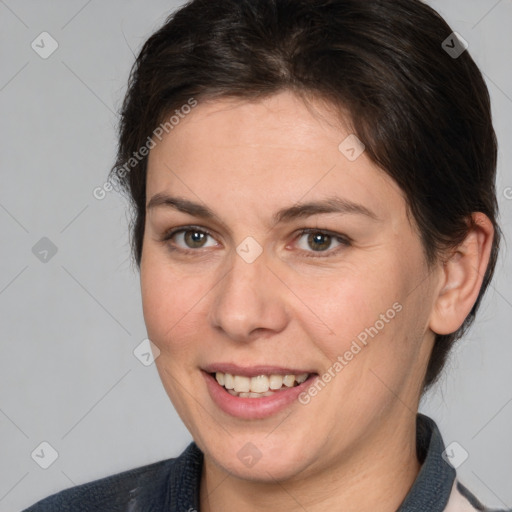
[203,435,315,482]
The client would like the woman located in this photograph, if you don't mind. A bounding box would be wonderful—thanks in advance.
[24,0,508,511]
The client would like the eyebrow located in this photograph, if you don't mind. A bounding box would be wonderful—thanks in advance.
[146,193,379,223]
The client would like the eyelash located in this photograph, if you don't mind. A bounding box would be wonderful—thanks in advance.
[160,225,352,258]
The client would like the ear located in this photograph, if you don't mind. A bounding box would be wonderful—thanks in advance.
[429,212,495,336]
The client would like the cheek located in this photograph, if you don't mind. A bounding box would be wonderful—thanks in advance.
[140,251,213,355]
[291,258,403,346]
[140,251,181,345]
[302,254,424,384]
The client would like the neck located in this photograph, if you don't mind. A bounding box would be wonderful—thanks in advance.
[199,412,422,512]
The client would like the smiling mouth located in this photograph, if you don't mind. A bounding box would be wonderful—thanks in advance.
[210,371,314,398]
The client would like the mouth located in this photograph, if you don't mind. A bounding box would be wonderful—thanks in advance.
[200,363,320,418]
[202,368,319,419]
[208,371,313,398]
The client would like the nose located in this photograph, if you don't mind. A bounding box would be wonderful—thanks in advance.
[207,246,289,343]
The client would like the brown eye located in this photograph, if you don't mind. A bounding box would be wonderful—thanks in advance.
[182,229,208,248]
[306,232,332,251]
[162,226,218,252]
[295,229,351,257]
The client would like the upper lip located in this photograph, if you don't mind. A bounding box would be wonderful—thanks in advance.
[202,363,316,378]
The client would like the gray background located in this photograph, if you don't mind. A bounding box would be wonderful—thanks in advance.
[0,1,510,510]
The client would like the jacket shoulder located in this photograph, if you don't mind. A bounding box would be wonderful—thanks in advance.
[22,457,176,512]
[445,479,512,512]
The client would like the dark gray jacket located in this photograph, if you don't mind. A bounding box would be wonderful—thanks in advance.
[23,414,510,512]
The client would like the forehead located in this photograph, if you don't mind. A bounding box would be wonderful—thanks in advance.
[146,91,406,226]
[153,92,349,156]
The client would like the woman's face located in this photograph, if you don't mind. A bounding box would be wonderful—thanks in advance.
[141,90,442,481]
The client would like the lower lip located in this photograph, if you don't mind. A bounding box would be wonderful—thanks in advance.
[202,371,318,420]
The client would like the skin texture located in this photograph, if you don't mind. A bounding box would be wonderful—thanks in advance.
[140,90,494,512]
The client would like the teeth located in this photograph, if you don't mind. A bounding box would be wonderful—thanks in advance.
[214,371,310,396]
[269,375,283,390]
[250,375,269,393]
[224,373,234,389]
[296,373,308,384]
[233,375,250,393]
[215,372,225,386]
[283,375,295,387]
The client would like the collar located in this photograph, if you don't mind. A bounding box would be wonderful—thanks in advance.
[396,413,456,511]
[170,413,455,512]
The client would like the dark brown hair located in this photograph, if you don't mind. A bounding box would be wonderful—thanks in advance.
[110,0,501,394]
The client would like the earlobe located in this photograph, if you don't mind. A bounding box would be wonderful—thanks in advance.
[429,213,494,336]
